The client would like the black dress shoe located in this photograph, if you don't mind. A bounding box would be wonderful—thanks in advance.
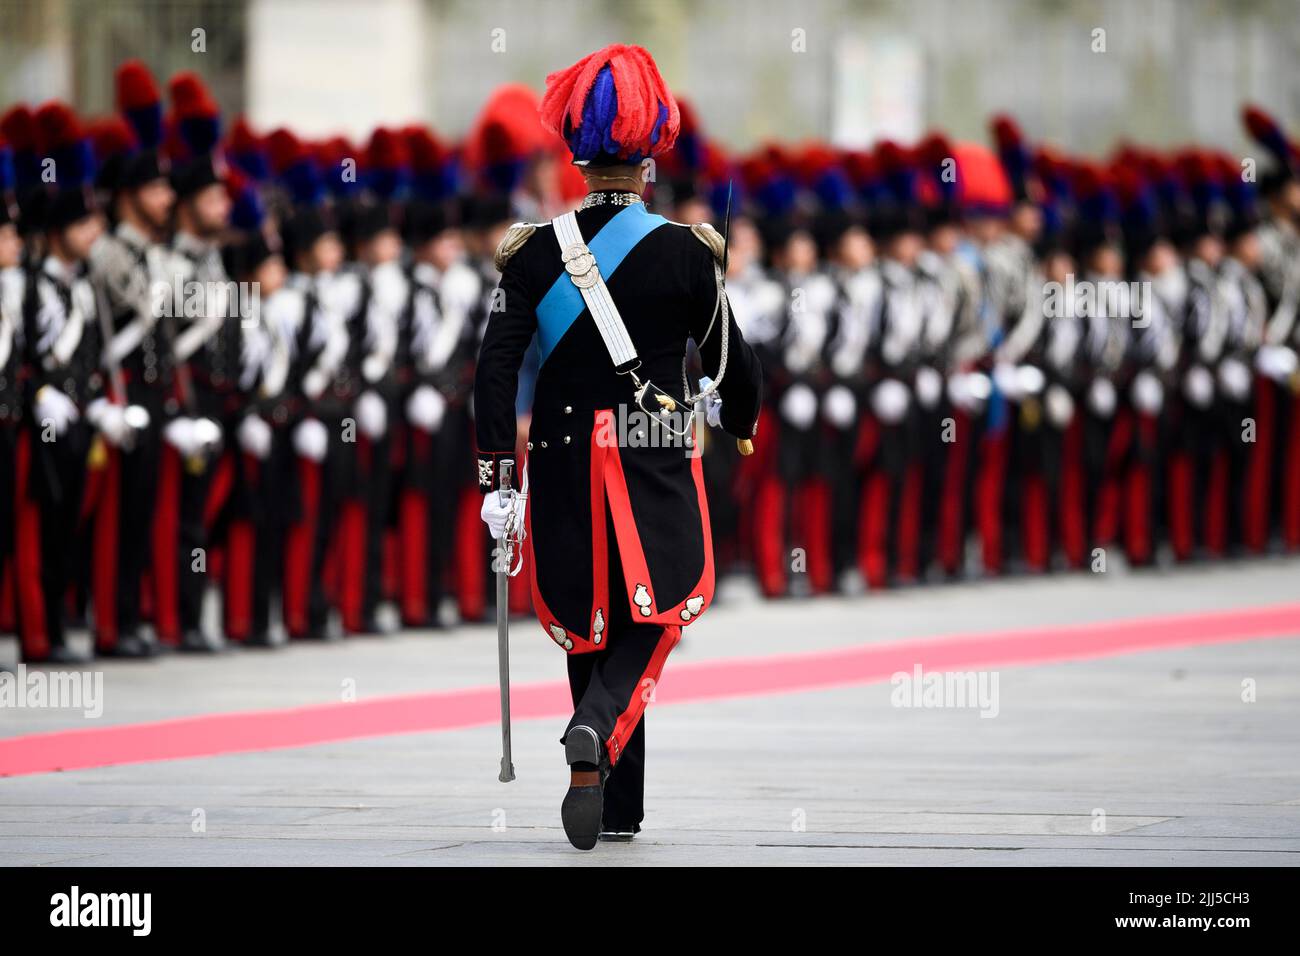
[97,633,159,659]
[23,644,92,665]
[561,725,606,851]
[180,629,227,654]
[598,830,637,843]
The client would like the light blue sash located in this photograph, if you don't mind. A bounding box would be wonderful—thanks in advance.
[535,203,669,365]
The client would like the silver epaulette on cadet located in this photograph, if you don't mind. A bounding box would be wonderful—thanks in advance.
[493,222,541,272]
[689,222,725,263]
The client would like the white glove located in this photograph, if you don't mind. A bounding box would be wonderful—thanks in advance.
[993,362,1023,401]
[34,386,79,435]
[480,489,521,540]
[698,376,722,429]
[822,384,856,428]
[779,382,817,430]
[87,398,130,447]
[1087,378,1118,418]
[237,414,273,460]
[914,366,943,410]
[1044,383,1075,428]
[1217,357,1252,403]
[293,417,329,462]
[1130,370,1164,416]
[947,371,991,414]
[302,368,329,400]
[405,385,447,433]
[362,353,388,385]
[355,390,387,439]
[1255,345,1298,383]
[871,378,910,424]
[163,417,197,455]
[192,417,223,456]
[1183,365,1214,409]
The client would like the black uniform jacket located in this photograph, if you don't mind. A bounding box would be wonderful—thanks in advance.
[475,195,762,653]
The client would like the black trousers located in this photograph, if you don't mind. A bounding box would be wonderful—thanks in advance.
[561,508,680,833]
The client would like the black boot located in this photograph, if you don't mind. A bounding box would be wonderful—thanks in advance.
[23,643,92,666]
[561,725,606,851]
[98,631,159,659]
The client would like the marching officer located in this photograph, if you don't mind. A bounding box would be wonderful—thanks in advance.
[474,44,762,849]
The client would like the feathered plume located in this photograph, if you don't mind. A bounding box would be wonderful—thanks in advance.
[116,60,163,148]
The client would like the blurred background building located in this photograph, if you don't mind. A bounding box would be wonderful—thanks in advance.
[1,0,1296,152]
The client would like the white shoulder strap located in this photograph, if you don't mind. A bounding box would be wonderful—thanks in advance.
[551,211,639,369]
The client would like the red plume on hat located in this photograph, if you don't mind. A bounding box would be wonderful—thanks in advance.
[116,60,163,148]
[1242,104,1297,174]
[464,84,551,193]
[539,43,679,164]
[167,71,221,157]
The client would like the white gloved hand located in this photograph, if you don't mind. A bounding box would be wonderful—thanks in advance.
[237,414,273,460]
[822,384,856,428]
[302,368,329,400]
[698,376,722,429]
[1044,383,1075,428]
[293,417,329,462]
[87,398,130,447]
[163,417,197,456]
[355,390,387,439]
[1255,345,1298,383]
[1087,378,1118,418]
[871,378,910,424]
[405,385,447,433]
[993,362,1023,401]
[362,354,388,385]
[914,366,943,410]
[480,489,521,540]
[34,386,79,435]
[779,382,817,429]
[1217,356,1252,403]
[947,371,991,414]
[1131,370,1164,416]
[192,417,223,456]
[1183,365,1214,409]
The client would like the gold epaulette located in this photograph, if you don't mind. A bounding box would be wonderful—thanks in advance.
[493,222,538,272]
[690,222,725,263]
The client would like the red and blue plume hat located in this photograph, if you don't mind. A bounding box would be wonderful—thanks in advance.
[167,72,223,198]
[539,43,679,167]
[116,60,163,150]
[403,125,458,202]
[267,127,324,207]
[314,136,362,200]
[227,117,270,183]
[34,101,99,230]
[364,127,411,200]
[1242,104,1297,195]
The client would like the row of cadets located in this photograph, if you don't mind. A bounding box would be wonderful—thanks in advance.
[392,124,483,628]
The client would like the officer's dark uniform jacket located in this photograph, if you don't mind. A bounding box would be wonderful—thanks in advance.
[475,195,763,654]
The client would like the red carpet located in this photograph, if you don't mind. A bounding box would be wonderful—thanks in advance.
[1,602,1296,777]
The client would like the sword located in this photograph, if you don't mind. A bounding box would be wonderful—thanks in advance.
[495,459,517,783]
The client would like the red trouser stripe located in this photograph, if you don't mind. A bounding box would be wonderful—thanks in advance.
[976,431,1008,574]
[151,446,182,644]
[1059,419,1087,568]
[13,430,49,658]
[337,498,367,632]
[454,485,486,621]
[283,457,320,636]
[398,489,428,624]
[1243,379,1274,553]
[937,411,971,574]
[1021,472,1049,571]
[606,624,682,766]
[754,474,786,597]
[1203,449,1229,556]
[92,448,121,648]
[896,461,924,581]
[224,519,255,640]
[1285,395,1300,549]
[859,471,890,587]
[798,478,834,592]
